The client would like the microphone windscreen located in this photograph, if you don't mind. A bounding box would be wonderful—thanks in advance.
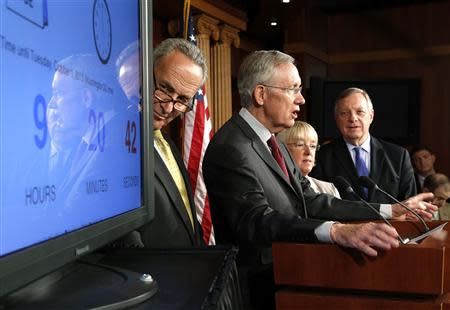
[334,176,353,194]
[359,176,376,188]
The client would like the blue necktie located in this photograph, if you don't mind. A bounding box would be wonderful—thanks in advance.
[354,147,369,199]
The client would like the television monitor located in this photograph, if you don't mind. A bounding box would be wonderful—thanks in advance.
[0,0,154,307]
[308,77,421,145]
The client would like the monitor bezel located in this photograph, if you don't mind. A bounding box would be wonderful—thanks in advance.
[0,0,154,298]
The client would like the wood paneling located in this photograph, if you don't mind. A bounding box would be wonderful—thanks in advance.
[273,221,450,310]
[283,1,450,176]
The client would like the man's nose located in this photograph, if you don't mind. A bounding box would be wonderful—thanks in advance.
[349,112,358,122]
[294,92,305,105]
[48,96,57,109]
[160,100,174,114]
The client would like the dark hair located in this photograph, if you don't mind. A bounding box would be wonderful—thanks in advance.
[410,144,433,157]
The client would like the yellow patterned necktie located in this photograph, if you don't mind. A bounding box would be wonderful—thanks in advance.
[154,130,194,230]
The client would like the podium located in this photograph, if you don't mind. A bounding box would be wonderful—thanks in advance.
[273,221,450,310]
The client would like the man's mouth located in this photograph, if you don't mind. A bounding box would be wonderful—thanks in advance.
[153,110,168,120]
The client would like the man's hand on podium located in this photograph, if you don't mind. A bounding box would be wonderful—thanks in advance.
[330,222,399,257]
[391,192,438,220]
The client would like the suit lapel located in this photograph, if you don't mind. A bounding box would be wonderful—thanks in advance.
[370,138,383,187]
[279,141,304,196]
[154,147,196,243]
[370,137,398,188]
[333,139,364,194]
[234,115,298,192]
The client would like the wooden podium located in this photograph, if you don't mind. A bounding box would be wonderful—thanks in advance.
[273,221,450,310]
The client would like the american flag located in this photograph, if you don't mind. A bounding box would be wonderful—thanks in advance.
[182,14,215,245]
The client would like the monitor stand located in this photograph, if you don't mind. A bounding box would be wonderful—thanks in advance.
[2,254,158,309]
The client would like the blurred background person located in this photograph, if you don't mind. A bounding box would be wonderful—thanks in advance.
[311,87,417,203]
[278,121,340,198]
[47,55,110,191]
[423,173,450,220]
[45,54,121,221]
[411,145,436,193]
[116,40,141,114]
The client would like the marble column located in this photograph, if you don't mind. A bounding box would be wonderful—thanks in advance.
[194,14,219,114]
[211,24,240,131]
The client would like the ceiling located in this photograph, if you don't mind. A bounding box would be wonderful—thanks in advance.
[238,0,448,49]
[154,0,447,49]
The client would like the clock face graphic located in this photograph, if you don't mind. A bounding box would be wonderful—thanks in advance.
[92,0,112,64]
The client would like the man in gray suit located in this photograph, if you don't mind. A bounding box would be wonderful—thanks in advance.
[203,50,435,309]
[310,87,417,203]
[138,38,206,248]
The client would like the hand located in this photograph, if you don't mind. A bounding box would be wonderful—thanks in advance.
[391,192,438,219]
[330,222,399,257]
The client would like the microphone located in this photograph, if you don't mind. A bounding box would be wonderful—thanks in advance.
[358,176,430,232]
[334,176,409,244]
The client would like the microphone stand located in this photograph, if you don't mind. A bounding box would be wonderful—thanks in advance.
[335,176,409,244]
[359,176,430,232]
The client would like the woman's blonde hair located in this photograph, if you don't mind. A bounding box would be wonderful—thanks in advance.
[277,121,318,144]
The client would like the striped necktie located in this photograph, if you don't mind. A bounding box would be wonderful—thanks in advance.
[154,130,194,230]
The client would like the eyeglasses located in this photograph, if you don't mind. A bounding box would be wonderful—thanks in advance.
[153,86,194,113]
[287,142,320,151]
[261,84,303,97]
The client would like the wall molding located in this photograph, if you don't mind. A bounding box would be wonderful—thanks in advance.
[191,0,246,31]
[284,42,450,64]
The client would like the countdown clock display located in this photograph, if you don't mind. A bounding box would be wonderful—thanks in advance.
[1,0,143,264]
[92,0,112,64]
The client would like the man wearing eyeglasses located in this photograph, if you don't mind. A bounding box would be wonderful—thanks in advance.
[138,38,206,248]
[203,50,436,310]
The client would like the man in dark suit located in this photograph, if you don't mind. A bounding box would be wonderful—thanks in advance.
[310,87,417,203]
[137,38,206,248]
[202,50,435,309]
[411,145,436,193]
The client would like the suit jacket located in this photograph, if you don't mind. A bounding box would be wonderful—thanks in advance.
[139,133,204,248]
[310,137,417,203]
[414,173,424,193]
[203,114,381,268]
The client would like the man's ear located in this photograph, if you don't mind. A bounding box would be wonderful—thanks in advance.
[252,85,265,107]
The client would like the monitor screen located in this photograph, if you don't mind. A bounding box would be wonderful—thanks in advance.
[0,0,153,298]
[308,77,421,145]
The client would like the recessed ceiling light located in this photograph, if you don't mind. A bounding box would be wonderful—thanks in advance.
[270,21,278,26]
[282,0,290,3]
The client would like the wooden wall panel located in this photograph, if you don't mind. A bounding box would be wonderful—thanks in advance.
[326,3,450,176]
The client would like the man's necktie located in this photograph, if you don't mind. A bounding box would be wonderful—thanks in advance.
[354,146,369,199]
[154,130,194,230]
[267,135,290,182]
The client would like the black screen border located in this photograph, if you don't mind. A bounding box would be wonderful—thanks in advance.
[0,0,154,298]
